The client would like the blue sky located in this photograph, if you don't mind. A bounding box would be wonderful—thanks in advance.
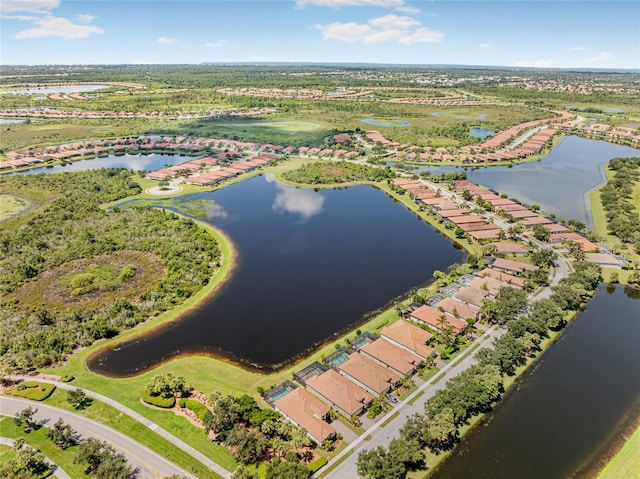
[1,0,638,68]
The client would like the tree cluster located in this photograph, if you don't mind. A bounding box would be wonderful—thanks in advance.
[0,169,221,371]
[282,161,395,185]
[599,157,640,244]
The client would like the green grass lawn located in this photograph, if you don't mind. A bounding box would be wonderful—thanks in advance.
[41,389,229,478]
[597,425,640,479]
[0,416,90,478]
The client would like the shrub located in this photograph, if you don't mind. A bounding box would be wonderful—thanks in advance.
[309,456,328,473]
[11,381,56,401]
[179,398,210,422]
[60,375,75,383]
[141,389,175,408]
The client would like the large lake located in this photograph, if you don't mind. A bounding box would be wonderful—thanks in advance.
[431,284,640,479]
[399,136,640,228]
[1,84,111,95]
[88,175,464,374]
[8,153,195,176]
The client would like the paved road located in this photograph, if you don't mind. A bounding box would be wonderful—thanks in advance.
[322,325,504,479]
[0,436,72,479]
[9,375,232,479]
[1,396,193,479]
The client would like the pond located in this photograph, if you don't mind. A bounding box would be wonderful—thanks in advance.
[0,118,25,124]
[361,118,412,128]
[396,136,640,228]
[8,154,197,176]
[87,174,465,375]
[469,127,495,139]
[1,84,111,95]
[430,284,640,479]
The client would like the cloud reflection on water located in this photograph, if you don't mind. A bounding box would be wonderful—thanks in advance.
[265,173,325,220]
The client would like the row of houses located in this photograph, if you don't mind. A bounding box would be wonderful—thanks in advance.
[265,319,440,444]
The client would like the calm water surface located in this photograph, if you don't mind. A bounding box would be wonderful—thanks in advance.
[10,154,195,175]
[431,284,640,479]
[469,127,495,139]
[1,84,111,95]
[88,175,464,374]
[403,136,640,227]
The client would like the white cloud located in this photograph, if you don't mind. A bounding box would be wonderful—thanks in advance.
[204,40,228,47]
[249,55,268,61]
[157,36,179,44]
[394,5,421,14]
[297,0,406,8]
[315,14,443,45]
[6,1,103,41]
[513,59,553,68]
[579,51,612,65]
[570,46,587,51]
[77,13,95,23]
[15,14,104,39]
[478,43,491,49]
[1,0,59,13]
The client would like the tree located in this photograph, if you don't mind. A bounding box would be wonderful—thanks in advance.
[530,248,557,268]
[67,388,91,409]
[454,227,466,239]
[388,438,424,470]
[75,438,131,478]
[532,224,551,242]
[265,459,310,479]
[357,446,406,479]
[14,406,37,431]
[425,407,458,452]
[46,418,75,449]
[12,438,50,477]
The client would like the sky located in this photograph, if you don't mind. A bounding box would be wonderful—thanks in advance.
[1,0,639,69]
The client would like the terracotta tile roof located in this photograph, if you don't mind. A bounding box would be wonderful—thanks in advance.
[380,320,435,359]
[436,297,480,321]
[477,268,526,288]
[454,286,490,308]
[492,258,539,273]
[360,338,422,376]
[306,370,373,416]
[274,388,336,443]
[339,353,400,395]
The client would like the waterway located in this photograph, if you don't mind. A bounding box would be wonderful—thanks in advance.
[394,136,640,227]
[430,284,640,479]
[9,153,196,175]
[88,174,464,374]
[1,84,111,95]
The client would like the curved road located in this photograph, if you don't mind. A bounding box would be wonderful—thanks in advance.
[1,396,193,479]
[8,376,232,479]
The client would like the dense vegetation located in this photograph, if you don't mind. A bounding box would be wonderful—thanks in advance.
[357,261,602,479]
[0,169,221,372]
[282,161,395,184]
[599,157,640,245]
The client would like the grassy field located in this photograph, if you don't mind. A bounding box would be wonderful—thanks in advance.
[597,425,640,479]
[0,193,31,220]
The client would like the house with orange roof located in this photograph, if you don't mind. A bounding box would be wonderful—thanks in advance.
[492,258,539,274]
[380,320,436,360]
[273,388,336,444]
[359,338,423,377]
[436,297,480,322]
[409,304,465,333]
[306,369,374,418]
[338,353,400,396]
